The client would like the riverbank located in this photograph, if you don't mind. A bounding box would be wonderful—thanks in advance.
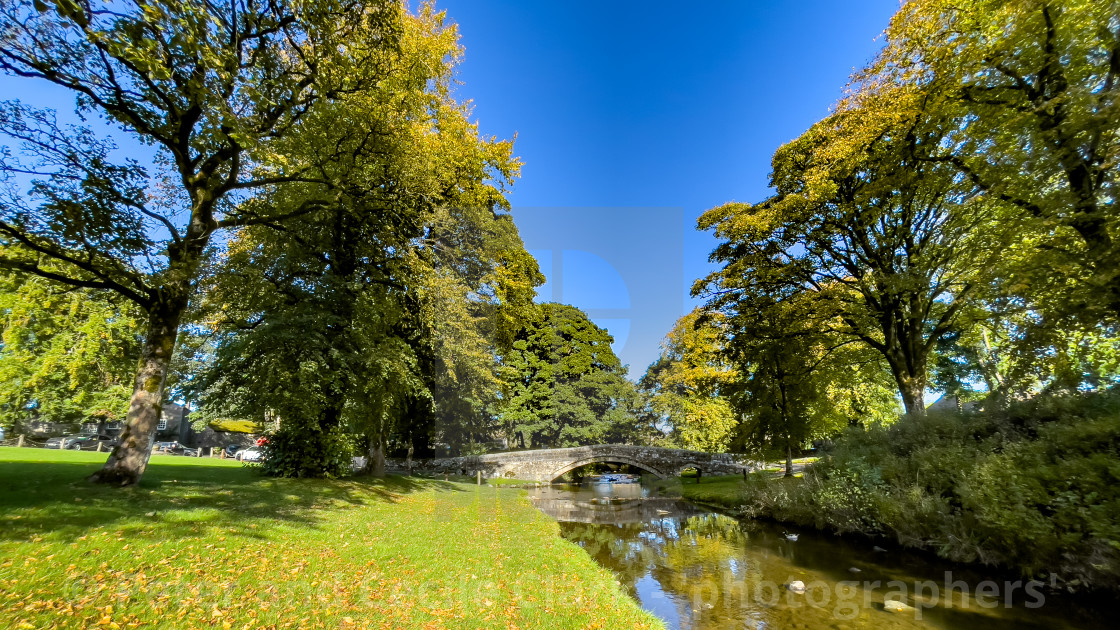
[0,449,662,629]
[654,391,1120,594]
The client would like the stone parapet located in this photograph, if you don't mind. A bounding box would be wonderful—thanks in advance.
[411,444,759,483]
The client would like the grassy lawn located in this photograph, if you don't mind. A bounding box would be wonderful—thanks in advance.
[652,473,802,511]
[411,474,539,487]
[0,449,661,630]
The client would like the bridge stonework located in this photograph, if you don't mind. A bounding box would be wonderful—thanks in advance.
[414,444,758,483]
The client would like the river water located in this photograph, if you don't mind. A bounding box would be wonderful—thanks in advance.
[526,482,1111,630]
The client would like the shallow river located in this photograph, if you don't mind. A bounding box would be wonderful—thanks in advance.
[527,482,1111,630]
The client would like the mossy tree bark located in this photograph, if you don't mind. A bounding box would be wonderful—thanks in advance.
[89,200,212,485]
[89,307,181,485]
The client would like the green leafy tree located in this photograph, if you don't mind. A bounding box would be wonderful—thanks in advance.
[867,0,1120,322]
[423,251,545,457]
[639,310,738,452]
[698,90,1003,416]
[0,272,142,432]
[188,5,533,476]
[500,303,637,449]
[933,301,1120,406]
[0,0,406,484]
[720,290,898,476]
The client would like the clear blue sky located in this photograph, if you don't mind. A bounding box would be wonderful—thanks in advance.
[441,0,900,376]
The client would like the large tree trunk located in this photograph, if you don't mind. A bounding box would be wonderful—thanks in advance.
[368,439,386,477]
[90,207,209,486]
[897,374,926,417]
[367,425,389,475]
[883,345,927,417]
[785,442,794,478]
[88,305,182,485]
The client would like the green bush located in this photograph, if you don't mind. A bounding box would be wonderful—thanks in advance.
[258,427,355,479]
[733,389,1120,591]
[809,456,888,533]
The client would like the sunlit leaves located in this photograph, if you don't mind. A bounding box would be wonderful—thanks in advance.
[186,4,534,469]
[499,303,636,449]
[866,0,1120,320]
[640,310,738,452]
[0,272,143,429]
[698,86,1003,415]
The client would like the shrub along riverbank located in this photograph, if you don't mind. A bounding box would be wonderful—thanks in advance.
[666,391,1120,593]
[0,449,661,629]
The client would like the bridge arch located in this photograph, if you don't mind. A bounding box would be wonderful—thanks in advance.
[670,461,711,476]
[547,455,670,482]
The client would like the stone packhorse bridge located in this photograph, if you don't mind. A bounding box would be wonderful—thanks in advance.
[415,444,758,483]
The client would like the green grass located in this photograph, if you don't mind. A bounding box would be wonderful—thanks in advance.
[0,449,661,630]
[486,477,540,487]
[650,472,804,511]
[652,474,743,508]
[410,473,539,487]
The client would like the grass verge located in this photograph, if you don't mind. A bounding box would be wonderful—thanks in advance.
[650,473,766,510]
[0,448,661,629]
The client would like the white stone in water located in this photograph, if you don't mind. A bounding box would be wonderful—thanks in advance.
[787,580,806,593]
[883,599,916,613]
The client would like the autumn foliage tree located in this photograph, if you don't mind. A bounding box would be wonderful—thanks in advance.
[698,90,1003,416]
[184,5,534,477]
[0,0,425,484]
[639,310,738,452]
[867,0,1120,322]
[698,0,1120,427]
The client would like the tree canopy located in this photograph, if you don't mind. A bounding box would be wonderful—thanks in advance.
[697,0,1120,431]
[0,272,142,431]
[867,0,1120,323]
[499,303,637,449]
[639,310,737,452]
[181,4,537,476]
[697,89,1003,415]
[0,0,420,483]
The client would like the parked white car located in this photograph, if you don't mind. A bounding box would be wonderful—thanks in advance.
[237,446,265,463]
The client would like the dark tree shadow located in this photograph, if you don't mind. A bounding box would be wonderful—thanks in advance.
[0,455,465,543]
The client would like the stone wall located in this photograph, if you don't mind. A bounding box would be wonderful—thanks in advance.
[194,428,262,449]
[22,420,80,437]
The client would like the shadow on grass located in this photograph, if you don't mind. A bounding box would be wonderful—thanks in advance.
[0,454,465,543]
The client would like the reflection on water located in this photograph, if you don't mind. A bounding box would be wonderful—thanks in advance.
[528,484,1111,630]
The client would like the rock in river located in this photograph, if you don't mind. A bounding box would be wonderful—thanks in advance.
[883,599,917,614]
